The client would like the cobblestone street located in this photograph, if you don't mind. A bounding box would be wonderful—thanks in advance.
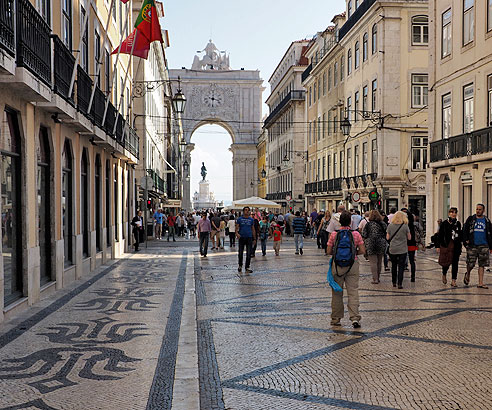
[0,238,491,409]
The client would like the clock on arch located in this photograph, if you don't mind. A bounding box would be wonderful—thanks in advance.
[202,89,224,108]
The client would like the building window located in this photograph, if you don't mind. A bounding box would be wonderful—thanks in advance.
[463,84,474,133]
[340,151,344,177]
[354,145,359,175]
[81,149,89,257]
[328,68,332,91]
[347,49,352,75]
[347,148,352,176]
[95,31,101,87]
[322,72,326,95]
[317,159,321,180]
[323,113,326,138]
[362,142,368,174]
[488,75,492,126]
[62,139,73,266]
[62,0,72,49]
[463,0,474,45]
[411,137,428,170]
[348,0,352,17]
[411,74,428,108]
[318,117,321,141]
[371,139,377,173]
[95,155,101,251]
[347,96,352,122]
[372,79,377,111]
[442,93,452,138]
[340,57,344,81]
[106,160,111,246]
[334,62,338,86]
[80,6,88,72]
[37,127,51,285]
[412,16,429,45]
[328,111,332,135]
[334,153,338,178]
[39,0,50,24]
[317,78,321,100]
[2,110,23,305]
[372,24,377,54]
[313,82,317,103]
[363,33,368,61]
[105,51,110,94]
[442,9,452,58]
[363,86,368,112]
[308,122,312,145]
[322,156,326,180]
[355,41,360,69]
[354,91,360,122]
[488,0,492,32]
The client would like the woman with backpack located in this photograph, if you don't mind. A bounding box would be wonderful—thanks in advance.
[362,210,387,284]
[435,207,462,287]
[386,211,412,289]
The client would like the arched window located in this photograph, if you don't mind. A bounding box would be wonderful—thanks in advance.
[372,24,378,54]
[106,160,111,246]
[354,41,360,68]
[62,139,73,266]
[95,155,101,251]
[412,15,429,45]
[1,109,22,305]
[37,127,52,285]
[81,149,89,257]
[347,49,352,75]
[363,33,368,61]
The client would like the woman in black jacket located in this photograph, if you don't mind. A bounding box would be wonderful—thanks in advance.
[131,210,144,252]
[436,207,462,287]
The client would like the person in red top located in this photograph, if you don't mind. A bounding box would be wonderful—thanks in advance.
[272,223,282,256]
[327,211,366,328]
[167,212,176,242]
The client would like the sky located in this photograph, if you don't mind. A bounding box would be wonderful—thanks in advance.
[162,0,346,202]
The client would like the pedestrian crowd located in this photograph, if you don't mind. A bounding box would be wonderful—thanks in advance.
[132,202,491,329]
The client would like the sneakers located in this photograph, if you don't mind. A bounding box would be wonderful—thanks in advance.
[300,248,303,255]
[238,266,242,272]
[352,321,361,329]
[330,320,341,326]
[245,268,253,273]
[295,251,299,255]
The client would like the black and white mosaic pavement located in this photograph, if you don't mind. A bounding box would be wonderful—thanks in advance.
[195,238,492,410]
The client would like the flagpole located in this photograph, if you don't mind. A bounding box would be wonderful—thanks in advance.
[86,0,116,113]
[112,29,139,136]
[102,1,133,127]
[67,8,91,98]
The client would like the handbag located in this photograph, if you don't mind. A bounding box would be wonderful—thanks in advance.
[438,240,455,267]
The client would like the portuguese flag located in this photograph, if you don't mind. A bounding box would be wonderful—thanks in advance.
[134,0,163,43]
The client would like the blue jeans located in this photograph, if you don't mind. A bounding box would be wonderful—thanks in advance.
[294,234,303,252]
[238,237,253,268]
[260,238,267,255]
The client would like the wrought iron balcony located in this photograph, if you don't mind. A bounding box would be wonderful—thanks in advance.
[77,65,92,115]
[16,0,51,85]
[339,0,377,41]
[305,177,343,194]
[301,63,312,83]
[311,39,338,70]
[90,86,106,128]
[115,113,124,143]
[430,126,492,162]
[104,101,117,135]
[264,90,305,128]
[266,191,292,201]
[0,0,15,56]
[52,35,75,102]
[124,126,139,159]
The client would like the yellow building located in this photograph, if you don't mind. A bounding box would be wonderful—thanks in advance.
[427,0,492,237]
[257,129,267,198]
[0,0,173,320]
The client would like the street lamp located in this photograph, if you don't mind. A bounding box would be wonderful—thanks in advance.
[340,117,352,136]
[172,77,187,114]
[261,167,266,179]
[183,160,189,173]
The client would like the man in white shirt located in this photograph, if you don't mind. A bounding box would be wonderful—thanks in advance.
[327,205,345,233]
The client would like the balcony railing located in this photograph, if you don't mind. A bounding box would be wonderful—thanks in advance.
[301,63,312,83]
[305,177,343,194]
[0,0,15,56]
[147,169,165,193]
[115,113,124,142]
[104,102,117,135]
[16,0,51,85]
[264,90,305,128]
[339,0,377,41]
[124,126,139,158]
[53,35,75,102]
[430,127,492,162]
[311,39,338,69]
[90,86,106,128]
[76,65,92,115]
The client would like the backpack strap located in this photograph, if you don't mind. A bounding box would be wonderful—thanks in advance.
[388,223,404,244]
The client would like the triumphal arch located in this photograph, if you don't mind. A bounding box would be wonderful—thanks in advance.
[169,40,263,210]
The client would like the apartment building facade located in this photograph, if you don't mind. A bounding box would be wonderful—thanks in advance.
[0,0,170,320]
[427,0,492,237]
[341,0,428,220]
[264,40,309,212]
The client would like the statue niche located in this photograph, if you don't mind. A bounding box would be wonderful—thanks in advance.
[192,40,231,71]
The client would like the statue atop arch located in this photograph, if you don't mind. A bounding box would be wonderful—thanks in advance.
[192,40,231,71]
[200,162,207,181]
